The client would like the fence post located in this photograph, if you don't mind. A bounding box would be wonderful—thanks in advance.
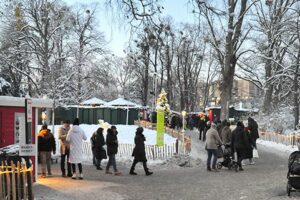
[17,162,21,200]
[5,162,11,200]
[22,164,27,200]
[0,165,3,200]
[27,166,33,200]
[175,139,179,154]
[11,161,16,200]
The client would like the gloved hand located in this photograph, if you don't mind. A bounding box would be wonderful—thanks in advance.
[53,151,56,155]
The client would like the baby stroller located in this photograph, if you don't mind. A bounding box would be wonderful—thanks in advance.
[287,151,300,196]
[216,145,239,172]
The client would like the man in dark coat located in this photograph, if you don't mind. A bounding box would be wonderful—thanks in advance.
[90,132,97,166]
[105,126,121,175]
[94,128,107,170]
[198,115,206,140]
[38,124,56,178]
[130,127,153,176]
[231,121,251,171]
[248,117,259,149]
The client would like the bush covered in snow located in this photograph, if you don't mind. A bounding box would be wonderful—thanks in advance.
[256,106,296,135]
[0,77,11,95]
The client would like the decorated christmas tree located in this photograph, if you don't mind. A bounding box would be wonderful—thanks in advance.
[156,88,170,116]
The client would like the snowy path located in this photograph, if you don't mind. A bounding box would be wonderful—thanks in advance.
[34,130,300,200]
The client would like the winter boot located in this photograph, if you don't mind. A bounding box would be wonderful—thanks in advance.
[79,173,83,180]
[130,170,137,175]
[72,173,77,179]
[130,165,137,175]
[145,171,153,176]
[114,171,122,176]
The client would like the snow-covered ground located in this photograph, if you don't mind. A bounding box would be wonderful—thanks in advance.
[39,124,177,145]
[257,139,299,157]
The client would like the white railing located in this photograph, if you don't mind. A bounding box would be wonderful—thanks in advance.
[81,142,178,161]
[259,131,300,147]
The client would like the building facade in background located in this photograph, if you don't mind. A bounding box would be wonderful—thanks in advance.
[208,79,263,109]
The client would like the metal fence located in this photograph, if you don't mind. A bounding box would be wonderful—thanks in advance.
[0,161,33,200]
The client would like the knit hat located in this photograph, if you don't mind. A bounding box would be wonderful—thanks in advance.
[136,127,144,134]
[73,118,80,125]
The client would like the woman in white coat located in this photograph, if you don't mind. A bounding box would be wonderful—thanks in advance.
[66,118,87,179]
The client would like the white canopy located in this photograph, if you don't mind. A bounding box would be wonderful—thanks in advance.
[104,98,139,107]
[80,97,107,105]
[0,96,53,108]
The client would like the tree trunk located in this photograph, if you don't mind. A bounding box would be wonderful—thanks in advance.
[220,64,235,120]
[294,48,300,129]
[263,30,274,113]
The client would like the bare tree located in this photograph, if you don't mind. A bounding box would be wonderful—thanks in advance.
[193,0,257,119]
[68,4,107,105]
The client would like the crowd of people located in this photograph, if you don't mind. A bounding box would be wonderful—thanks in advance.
[37,112,258,179]
[205,117,259,172]
[38,119,153,179]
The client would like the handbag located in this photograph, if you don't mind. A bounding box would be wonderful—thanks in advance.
[217,146,223,158]
[100,148,107,159]
[253,148,259,158]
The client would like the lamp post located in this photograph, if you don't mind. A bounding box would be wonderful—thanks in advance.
[181,110,187,154]
[151,72,158,110]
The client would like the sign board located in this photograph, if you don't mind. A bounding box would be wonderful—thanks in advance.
[14,113,26,144]
[25,98,32,144]
[156,110,165,146]
[26,99,32,122]
[19,144,36,156]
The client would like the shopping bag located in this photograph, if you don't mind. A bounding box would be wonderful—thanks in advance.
[253,148,259,158]
[234,152,238,162]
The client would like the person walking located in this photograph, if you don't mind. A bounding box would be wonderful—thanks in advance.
[38,124,56,178]
[90,132,97,166]
[198,114,206,141]
[66,118,87,180]
[203,120,211,142]
[231,121,251,171]
[243,126,254,165]
[94,128,107,170]
[58,120,72,177]
[220,122,232,145]
[205,123,223,172]
[248,117,259,149]
[105,126,122,175]
[130,127,153,176]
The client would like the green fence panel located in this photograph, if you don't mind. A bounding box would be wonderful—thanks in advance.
[111,109,118,125]
[129,109,139,125]
[118,108,127,125]
[103,108,111,123]
[95,108,104,123]
[88,109,95,124]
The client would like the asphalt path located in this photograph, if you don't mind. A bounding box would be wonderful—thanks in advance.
[34,130,300,200]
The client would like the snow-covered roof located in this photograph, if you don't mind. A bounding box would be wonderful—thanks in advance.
[0,96,53,108]
[104,98,140,107]
[80,97,107,105]
[235,108,259,112]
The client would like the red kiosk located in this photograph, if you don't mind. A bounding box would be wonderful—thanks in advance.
[0,96,53,180]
